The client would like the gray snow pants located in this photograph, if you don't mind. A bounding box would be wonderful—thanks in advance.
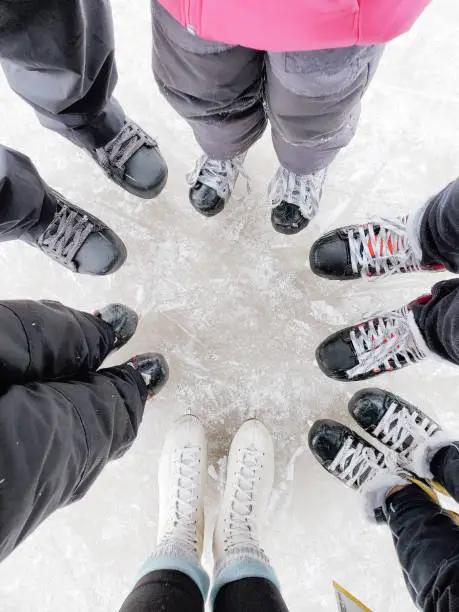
[152,1,383,174]
[0,300,148,563]
[0,0,124,241]
[0,0,123,150]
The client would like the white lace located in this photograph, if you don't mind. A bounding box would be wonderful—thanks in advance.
[162,446,202,552]
[268,167,327,219]
[347,306,428,379]
[329,436,386,489]
[348,216,422,278]
[225,448,261,550]
[373,402,438,459]
[187,154,249,200]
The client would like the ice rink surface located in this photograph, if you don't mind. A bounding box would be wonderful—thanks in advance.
[0,0,458,609]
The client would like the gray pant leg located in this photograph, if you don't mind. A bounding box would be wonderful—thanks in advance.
[0,146,55,241]
[0,0,124,149]
[152,1,266,159]
[266,45,384,175]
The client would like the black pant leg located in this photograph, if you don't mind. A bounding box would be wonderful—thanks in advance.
[214,578,289,612]
[420,180,459,272]
[118,570,204,612]
[0,0,124,149]
[412,279,459,364]
[0,147,56,241]
[0,365,146,562]
[386,484,459,611]
[430,443,459,502]
[0,300,115,385]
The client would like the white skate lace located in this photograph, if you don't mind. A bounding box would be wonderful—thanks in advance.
[37,192,94,270]
[225,448,262,550]
[329,436,390,489]
[268,167,327,219]
[187,154,250,200]
[373,401,438,460]
[348,216,421,278]
[347,306,428,379]
[162,446,202,552]
[95,120,156,175]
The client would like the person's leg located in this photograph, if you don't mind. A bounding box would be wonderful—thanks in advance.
[151,0,264,215]
[0,147,127,274]
[214,578,289,612]
[0,300,137,385]
[119,570,204,612]
[386,483,459,610]
[0,353,168,562]
[118,415,209,611]
[0,1,166,198]
[266,45,383,234]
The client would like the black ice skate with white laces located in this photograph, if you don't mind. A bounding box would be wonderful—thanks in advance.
[187,154,248,216]
[127,353,169,397]
[316,299,432,381]
[309,419,408,521]
[23,189,126,275]
[94,304,139,349]
[349,388,451,480]
[269,166,327,235]
[91,119,167,198]
[310,215,445,280]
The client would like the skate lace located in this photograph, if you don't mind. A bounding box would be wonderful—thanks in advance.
[349,216,421,278]
[164,446,202,552]
[373,402,438,458]
[329,436,388,488]
[186,154,250,199]
[225,448,261,549]
[37,192,94,270]
[96,120,156,173]
[268,167,327,219]
[347,306,428,379]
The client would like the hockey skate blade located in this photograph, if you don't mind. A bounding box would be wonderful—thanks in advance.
[333,582,372,611]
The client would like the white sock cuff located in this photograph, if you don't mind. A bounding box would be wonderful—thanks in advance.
[409,431,455,479]
[361,471,409,523]
[214,545,271,578]
[407,199,430,262]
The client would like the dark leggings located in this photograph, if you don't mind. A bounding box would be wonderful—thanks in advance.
[386,443,459,611]
[118,570,289,612]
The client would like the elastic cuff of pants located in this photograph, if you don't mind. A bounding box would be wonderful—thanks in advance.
[383,482,437,520]
[210,559,280,607]
[137,555,210,601]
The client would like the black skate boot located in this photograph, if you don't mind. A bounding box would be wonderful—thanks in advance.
[315,296,432,381]
[348,388,449,483]
[22,189,126,275]
[269,167,327,235]
[94,304,139,349]
[90,118,167,199]
[310,215,445,280]
[127,353,169,397]
[187,154,248,216]
[309,419,408,521]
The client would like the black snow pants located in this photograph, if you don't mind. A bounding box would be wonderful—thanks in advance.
[387,444,459,611]
[0,300,147,563]
[119,571,289,612]
[0,1,123,242]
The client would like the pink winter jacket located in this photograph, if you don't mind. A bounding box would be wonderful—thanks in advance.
[157,0,431,52]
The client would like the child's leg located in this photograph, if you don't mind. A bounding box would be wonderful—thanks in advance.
[151,1,266,161]
[214,577,289,612]
[118,570,205,612]
[430,443,459,501]
[265,45,383,176]
[386,484,459,610]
